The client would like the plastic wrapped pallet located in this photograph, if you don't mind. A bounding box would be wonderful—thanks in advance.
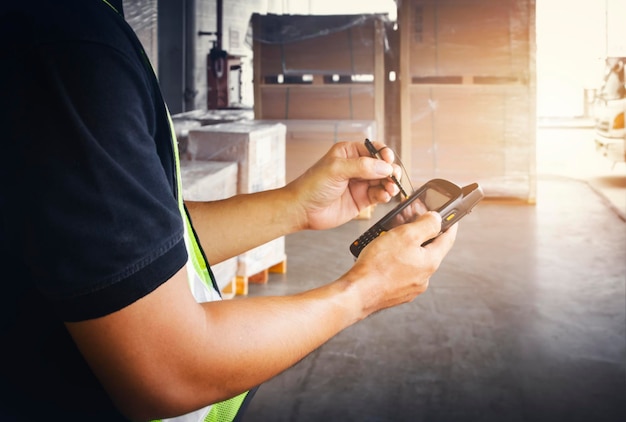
[186,121,287,283]
[399,0,536,202]
[237,237,286,281]
[251,14,388,142]
[179,159,239,294]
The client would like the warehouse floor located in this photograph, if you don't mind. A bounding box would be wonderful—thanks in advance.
[240,127,626,422]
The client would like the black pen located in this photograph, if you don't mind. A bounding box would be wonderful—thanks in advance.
[364,138,409,198]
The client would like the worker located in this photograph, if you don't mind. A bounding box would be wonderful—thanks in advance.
[0,1,457,420]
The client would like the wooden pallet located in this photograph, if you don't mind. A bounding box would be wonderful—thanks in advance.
[220,277,238,300]
[221,259,288,298]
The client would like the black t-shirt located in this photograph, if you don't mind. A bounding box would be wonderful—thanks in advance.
[0,0,188,419]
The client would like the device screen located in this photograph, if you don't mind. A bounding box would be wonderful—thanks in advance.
[424,188,454,210]
[381,184,456,231]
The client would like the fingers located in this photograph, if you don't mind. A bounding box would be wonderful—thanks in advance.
[361,211,443,257]
[350,210,457,314]
[363,142,402,180]
[356,141,405,195]
[423,221,458,261]
[407,211,443,245]
[326,140,403,182]
[364,140,395,163]
[392,211,457,261]
[366,183,395,203]
[404,211,458,261]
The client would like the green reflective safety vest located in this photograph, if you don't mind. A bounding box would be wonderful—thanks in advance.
[101,1,252,420]
[159,110,251,422]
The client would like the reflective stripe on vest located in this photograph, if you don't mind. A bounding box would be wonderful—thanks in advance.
[101,1,251,420]
[160,92,251,422]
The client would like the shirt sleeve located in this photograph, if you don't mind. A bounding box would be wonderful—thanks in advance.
[4,39,187,321]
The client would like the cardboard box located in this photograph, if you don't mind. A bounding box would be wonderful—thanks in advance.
[187,121,286,193]
[172,109,254,155]
[398,0,536,202]
[251,14,387,140]
[407,0,531,78]
[179,160,239,292]
[259,85,376,120]
[408,84,534,199]
[252,14,381,75]
[179,159,238,202]
[258,119,377,182]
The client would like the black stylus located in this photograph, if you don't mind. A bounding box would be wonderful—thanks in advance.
[364,138,409,198]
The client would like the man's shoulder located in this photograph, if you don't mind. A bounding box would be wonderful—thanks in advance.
[1,0,131,54]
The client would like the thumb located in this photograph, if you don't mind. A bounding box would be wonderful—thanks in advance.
[410,211,443,244]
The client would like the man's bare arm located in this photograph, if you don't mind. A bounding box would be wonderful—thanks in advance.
[65,213,455,421]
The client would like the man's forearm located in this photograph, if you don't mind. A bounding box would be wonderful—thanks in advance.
[184,186,304,264]
[66,267,369,421]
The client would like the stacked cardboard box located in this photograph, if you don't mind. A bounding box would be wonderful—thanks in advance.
[187,121,287,294]
[171,108,253,155]
[179,159,239,298]
[399,0,536,202]
[180,159,238,201]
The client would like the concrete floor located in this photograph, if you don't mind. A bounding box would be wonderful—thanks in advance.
[241,126,626,422]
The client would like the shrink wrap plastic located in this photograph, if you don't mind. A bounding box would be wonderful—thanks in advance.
[179,159,239,291]
[402,0,536,201]
[186,121,287,278]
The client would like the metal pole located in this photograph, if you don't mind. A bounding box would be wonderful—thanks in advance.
[184,0,197,111]
[217,0,223,51]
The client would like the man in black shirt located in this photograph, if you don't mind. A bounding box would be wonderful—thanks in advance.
[0,1,457,420]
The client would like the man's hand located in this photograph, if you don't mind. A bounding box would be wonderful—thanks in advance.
[345,211,458,317]
[186,140,404,264]
[287,140,403,231]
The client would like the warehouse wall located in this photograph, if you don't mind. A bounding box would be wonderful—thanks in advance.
[123,0,158,69]
[192,0,263,109]
[154,0,395,113]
